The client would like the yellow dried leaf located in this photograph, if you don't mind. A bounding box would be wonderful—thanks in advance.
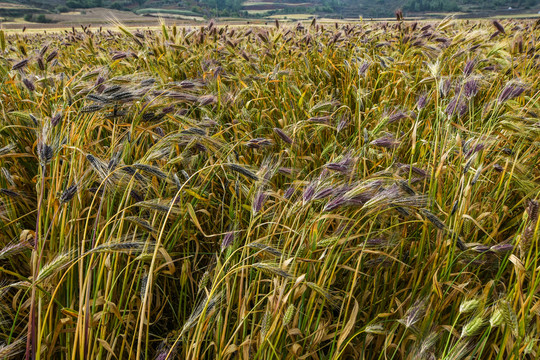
[336,299,359,353]
[433,270,443,299]
[223,344,237,355]
[291,343,302,355]
[288,328,303,336]
[509,254,525,273]
[97,338,117,359]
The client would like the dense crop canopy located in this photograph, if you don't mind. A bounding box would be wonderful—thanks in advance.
[0,18,539,359]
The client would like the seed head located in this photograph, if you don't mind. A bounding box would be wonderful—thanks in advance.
[273,128,293,144]
[1,167,14,187]
[326,155,354,174]
[421,209,447,231]
[246,138,273,149]
[490,243,514,254]
[416,95,428,110]
[11,59,29,70]
[313,186,334,200]
[461,316,485,337]
[439,79,452,98]
[492,20,505,34]
[397,180,416,195]
[463,79,479,98]
[337,116,349,132]
[283,304,295,326]
[526,199,539,223]
[37,142,53,166]
[302,182,316,204]
[398,298,427,329]
[278,167,293,176]
[388,110,408,123]
[395,9,403,21]
[253,263,293,279]
[499,299,519,337]
[46,49,58,62]
[0,188,20,198]
[261,311,272,338]
[463,59,476,76]
[81,104,104,113]
[284,185,295,199]
[308,116,331,123]
[498,83,525,104]
[59,184,78,204]
[23,78,35,92]
[228,164,258,181]
[445,96,467,117]
[51,112,63,127]
[198,94,217,106]
[370,135,399,149]
[0,143,15,156]
[358,61,370,77]
[489,308,503,328]
[459,299,481,314]
[133,163,167,180]
[221,231,235,252]
[111,52,128,60]
[140,269,148,299]
[252,190,267,215]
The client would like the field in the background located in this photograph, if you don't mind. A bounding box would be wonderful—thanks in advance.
[0,18,539,360]
[2,0,540,31]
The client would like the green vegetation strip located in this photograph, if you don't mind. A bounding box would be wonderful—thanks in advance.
[135,8,199,16]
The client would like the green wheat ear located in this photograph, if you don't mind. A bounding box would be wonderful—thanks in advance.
[282,304,295,327]
[459,299,481,314]
[461,315,485,338]
[490,308,504,328]
[0,30,5,53]
[499,299,520,338]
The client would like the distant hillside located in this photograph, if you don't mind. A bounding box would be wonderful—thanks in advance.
[242,0,540,17]
[325,0,540,17]
[5,0,540,19]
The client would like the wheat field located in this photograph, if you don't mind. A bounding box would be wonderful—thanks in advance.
[0,18,539,359]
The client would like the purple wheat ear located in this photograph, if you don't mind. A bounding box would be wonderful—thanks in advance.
[302,181,316,204]
[370,134,400,149]
[252,189,267,215]
[498,83,525,104]
[416,95,428,110]
[284,185,295,200]
[221,231,235,253]
[273,127,293,144]
[463,79,479,98]
[11,58,29,71]
[463,58,477,77]
[59,184,78,204]
[492,20,506,34]
[37,142,53,166]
